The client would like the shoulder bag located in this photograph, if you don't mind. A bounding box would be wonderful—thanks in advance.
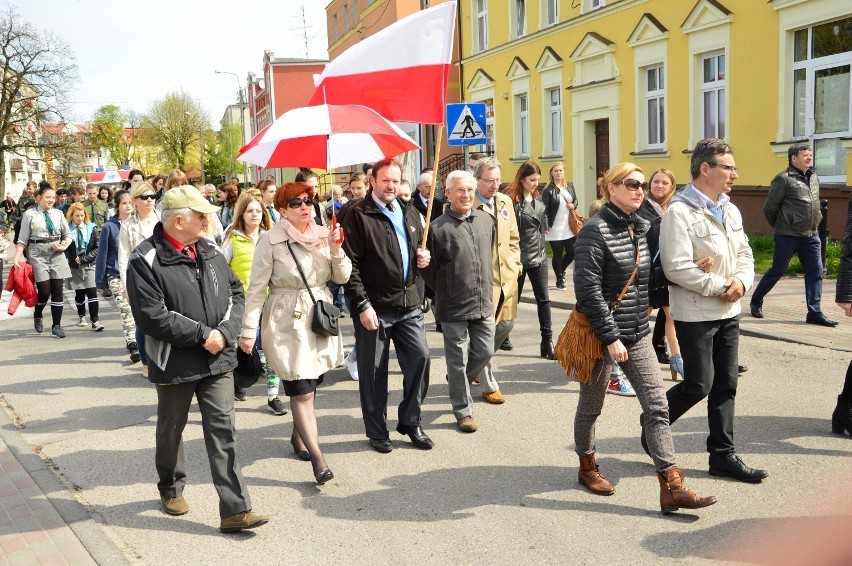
[554,239,640,384]
[286,240,340,337]
[559,189,585,235]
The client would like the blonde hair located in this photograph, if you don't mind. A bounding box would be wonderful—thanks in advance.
[131,182,155,200]
[597,163,643,203]
[588,199,605,218]
[65,201,89,223]
[648,168,677,211]
[165,169,189,191]
[224,194,272,241]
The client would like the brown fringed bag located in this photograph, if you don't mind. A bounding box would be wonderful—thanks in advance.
[568,208,586,236]
[555,243,640,384]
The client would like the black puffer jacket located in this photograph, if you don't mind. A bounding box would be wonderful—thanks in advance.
[837,196,852,304]
[514,196,548,268]
[573,202,650,346]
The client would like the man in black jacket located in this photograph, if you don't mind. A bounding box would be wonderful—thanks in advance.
[342,158,433,453]
[126,186,268,534]
[750,143,836,327]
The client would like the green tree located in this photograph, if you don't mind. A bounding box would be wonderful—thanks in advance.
[90,104,133,168]
[0,4,77,199]
[142,91,209,171]
[204,124,242,182]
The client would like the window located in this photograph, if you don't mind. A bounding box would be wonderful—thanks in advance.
[475,0,488,52]
[342,4,349,31]
[701,53,725,139]
[83,165,93,173]
[792,16,851,181]
[646,65,665,147]
[546,87,562,154]
[332,14,338,41]
[588,0,604,11]
[543,0,558,27]
[515,93,530,157]
[511,0,526,39]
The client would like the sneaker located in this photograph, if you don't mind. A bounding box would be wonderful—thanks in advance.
[92,320,104,332]
[267,397,287,415]
[235,386,247,401]
[77,316,87,327]
[51,325,66,339]
[34,317,43,334]
[102,288,113,298]
[607,373,636,397]
[127,341,138,352]
[345,351,359,381]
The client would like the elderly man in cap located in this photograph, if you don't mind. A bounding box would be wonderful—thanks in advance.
[126,186,268,533]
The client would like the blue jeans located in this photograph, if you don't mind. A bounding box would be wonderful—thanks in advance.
[136,327,148,365]
[750,234,823,317]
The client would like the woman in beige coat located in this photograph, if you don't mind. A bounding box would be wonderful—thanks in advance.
[240,182,351,485]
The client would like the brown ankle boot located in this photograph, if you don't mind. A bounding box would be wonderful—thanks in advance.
[657,466,717,513]
[578,454,615,496]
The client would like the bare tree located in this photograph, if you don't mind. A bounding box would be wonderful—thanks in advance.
[47,128,86,187]
[0,4,77,199]
[142,91,209,171]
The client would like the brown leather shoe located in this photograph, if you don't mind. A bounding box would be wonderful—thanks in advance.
[481,390,505,404]
[220,511,270,533]
[160,496,189,516]
[457,415,478,433]
[578,454,615,496]
[658,466,717,514]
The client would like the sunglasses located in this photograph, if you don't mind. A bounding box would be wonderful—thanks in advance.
[287,197,313,209]
[136,194,156,201]
[619,179,648,191]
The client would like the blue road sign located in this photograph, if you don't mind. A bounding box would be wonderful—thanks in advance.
[446,103,487,146]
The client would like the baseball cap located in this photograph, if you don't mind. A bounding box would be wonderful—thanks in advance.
[161,186,220,213]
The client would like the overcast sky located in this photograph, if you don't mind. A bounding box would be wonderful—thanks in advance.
[14,0,329,128]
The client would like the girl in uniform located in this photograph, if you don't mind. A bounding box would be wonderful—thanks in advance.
[65,202,103,331]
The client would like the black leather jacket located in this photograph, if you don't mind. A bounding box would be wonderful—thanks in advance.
[514,196,548,268]
[837,196,852,304]
[764,166,822,237]
[573,202,651,346]
[542,183,579,228]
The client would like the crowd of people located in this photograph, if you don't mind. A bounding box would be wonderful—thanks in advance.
[2,138,850,533]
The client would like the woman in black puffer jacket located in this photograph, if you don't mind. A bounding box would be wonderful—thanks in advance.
[571,162,716,514]
[833,196,852,436]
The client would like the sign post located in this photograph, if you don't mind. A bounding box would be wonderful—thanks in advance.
[446,103,487,147]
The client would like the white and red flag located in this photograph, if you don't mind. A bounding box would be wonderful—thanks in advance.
[308,2,456,125]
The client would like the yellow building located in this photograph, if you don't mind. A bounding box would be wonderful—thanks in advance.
[459,0,852,235]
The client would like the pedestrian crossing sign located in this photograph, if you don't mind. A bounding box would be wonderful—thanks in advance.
[446,103,487,146]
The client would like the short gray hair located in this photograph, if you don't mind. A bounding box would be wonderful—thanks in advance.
[445,170,475,190]
[161,207,192,226]
[473,157,500,180]
[417,171,433,187]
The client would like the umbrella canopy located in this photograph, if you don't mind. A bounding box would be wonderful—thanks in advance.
[88,170,130,184]
[236,104,419,170]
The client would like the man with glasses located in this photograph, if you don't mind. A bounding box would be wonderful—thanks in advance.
[749,143,836,327]
[471,157,521,405]
[657,138,767,483]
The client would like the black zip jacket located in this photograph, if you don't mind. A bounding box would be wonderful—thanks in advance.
[341,191,423,314]
[65,223,100,269]
[513,196,548,268]
[126,223,244,384]
[573,202,651,346]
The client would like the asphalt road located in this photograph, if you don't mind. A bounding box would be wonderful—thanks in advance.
[0,296,851,565]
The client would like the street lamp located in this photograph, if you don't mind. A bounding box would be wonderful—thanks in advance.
[215,70,248,184]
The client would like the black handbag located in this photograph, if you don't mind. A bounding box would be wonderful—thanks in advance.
[286,241,340,337]
[234,345,262,388]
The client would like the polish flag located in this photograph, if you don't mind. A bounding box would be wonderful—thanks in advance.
[308,2,456,125]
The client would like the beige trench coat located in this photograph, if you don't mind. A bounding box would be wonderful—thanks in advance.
[474,191,522,321]
[241,222,352,381]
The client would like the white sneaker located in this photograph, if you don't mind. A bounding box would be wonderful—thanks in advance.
[345,351,359,381]
[606,365,636,397]
[77,316,87,327]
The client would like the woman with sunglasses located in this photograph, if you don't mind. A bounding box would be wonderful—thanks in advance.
[571,163,716,513]
[507,161,555,359]
[119,182,161,377]
[240,182,351,485]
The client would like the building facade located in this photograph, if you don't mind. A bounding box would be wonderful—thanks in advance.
[459,0,851,236]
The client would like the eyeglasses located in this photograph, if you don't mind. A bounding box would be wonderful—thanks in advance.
[287,197,313,209]
[710,163,738,174]
[618,179,647,191]
[136,194,156,201]
[479,178,501,185]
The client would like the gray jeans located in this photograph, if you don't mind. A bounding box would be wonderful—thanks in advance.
[477,319,513,394]
[442,316,496,419]
[573,335,676,474]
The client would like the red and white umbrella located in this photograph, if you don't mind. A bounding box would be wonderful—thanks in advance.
[235,104,419,170]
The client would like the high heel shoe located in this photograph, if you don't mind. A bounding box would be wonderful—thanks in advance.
[315,468,334,485]
[290,436,311,461]
[540,339,555,360]
[669,354,684,381]
[831,395,851,436]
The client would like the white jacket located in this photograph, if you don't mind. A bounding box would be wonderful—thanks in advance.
[118,211,160,287]
[660,184,754,322]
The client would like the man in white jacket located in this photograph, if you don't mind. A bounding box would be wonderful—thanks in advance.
[659,138,767,484]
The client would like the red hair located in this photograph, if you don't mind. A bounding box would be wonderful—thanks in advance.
[274,182,315,209]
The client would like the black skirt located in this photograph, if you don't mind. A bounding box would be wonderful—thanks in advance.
[282,374,324,397]
[649,287,669,310]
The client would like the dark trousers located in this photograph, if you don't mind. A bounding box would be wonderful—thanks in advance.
[652,308,666,351]
[667,317,740,460]
[517,264,552,339]
[155,371,251,518]
[750,234,824,316]
[353,308,430,440]
[550,238,575,277]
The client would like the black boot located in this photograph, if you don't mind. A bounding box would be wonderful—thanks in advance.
[540,338,555,360]
[831,395,851,436]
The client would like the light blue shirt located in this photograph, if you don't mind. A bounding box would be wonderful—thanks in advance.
[372,193,410,281]
[686,183,729,223]
[475,191,494,212]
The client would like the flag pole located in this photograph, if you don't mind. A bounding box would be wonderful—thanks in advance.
[420,123,444,250]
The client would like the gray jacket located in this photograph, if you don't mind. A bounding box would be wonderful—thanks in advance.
[764,166,822,237]
[421,207,494,322]
[514,197,548,268]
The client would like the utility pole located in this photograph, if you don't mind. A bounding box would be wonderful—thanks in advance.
[300,6,309,58]
[215,70,249,184]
